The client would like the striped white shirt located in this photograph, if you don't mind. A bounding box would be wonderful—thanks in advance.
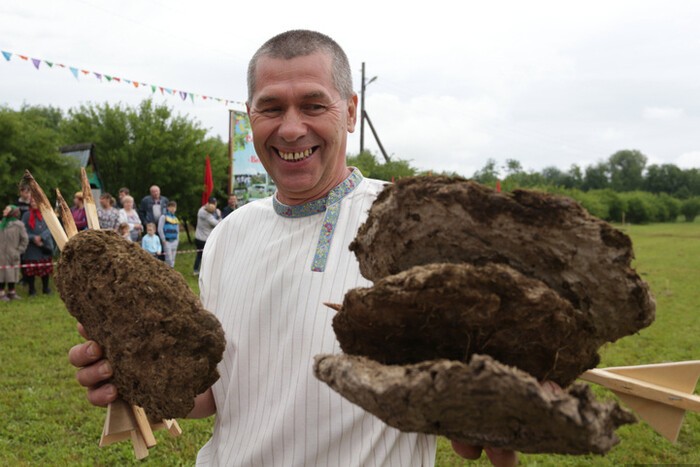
[196,175,436,466]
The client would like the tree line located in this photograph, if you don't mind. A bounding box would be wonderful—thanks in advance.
[1,100,228,225]
[2,100,698,225]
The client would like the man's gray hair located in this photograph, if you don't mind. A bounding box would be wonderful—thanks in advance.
[247,30,353,103]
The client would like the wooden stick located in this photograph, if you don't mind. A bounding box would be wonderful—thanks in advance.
[80,168,100,230]
[22,170,68,251]
[131,405,157,448]
[55,189,78,240]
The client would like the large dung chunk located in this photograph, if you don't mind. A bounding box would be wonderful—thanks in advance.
[314,353,636,455]
[333,262,599,386]
[56,230,225,420]
[349,177,655,343]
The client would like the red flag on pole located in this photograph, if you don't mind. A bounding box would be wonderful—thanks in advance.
[496,179,502,193]
[202,155,214,205]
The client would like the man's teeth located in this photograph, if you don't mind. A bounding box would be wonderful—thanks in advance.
[278,148,313,161]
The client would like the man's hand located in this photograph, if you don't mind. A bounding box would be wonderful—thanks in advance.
[67,323,118,406]
[451,441,518,467]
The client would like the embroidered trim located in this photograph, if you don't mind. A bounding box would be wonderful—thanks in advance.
[272,169,363,272]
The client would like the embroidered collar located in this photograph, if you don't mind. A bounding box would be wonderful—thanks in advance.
[271,168,364,272]
[272,168,363,218]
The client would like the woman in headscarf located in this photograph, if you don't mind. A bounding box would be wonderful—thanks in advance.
[0,205,29,301]
[21,199,55,296]
[71,192,88,231]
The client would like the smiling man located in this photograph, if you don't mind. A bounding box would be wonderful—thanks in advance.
[69,30,514,466]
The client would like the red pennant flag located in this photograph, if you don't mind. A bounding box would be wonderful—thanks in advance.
[18,55,28,60]
[133,81,139,88]
[496,180,501,193]
[81,69,89,75]
[113,77,121,82]
[202,155,214,206]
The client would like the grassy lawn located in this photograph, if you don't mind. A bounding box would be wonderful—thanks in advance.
[1,223,699,465]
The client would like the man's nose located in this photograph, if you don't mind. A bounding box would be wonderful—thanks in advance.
[278,108,307,141]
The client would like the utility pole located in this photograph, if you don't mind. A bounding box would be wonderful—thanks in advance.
[360,62,376,154]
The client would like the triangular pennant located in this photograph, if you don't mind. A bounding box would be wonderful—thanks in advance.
[31,58,41,69]
[113,77,121,82]
[45,60,54,68]
[69,67,79,79]
[132,81,139,88]
[57,63,65,68]
[202,96,208,100]
[94,72,102,81]
[105,75,112,81]
[81,69,89,75]
[151,85,156,93]
[190,93,195,102]
[18,55,28,60]
[2,51,12,61]
[179,91,187,100]
[159,86,164,95]
[124,79,131,84]
[165,88,172,95]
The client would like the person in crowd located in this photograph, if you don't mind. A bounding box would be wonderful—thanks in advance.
[17,184,32,219]
[97,193,120,231]
[139,185,169,226]
[117,222,132,242]
[21,198,55,296]
[192,196,220,275]
[116,187,130,209]
[157,200,180,267]
[0,205,28,301]
[141,223,162,259]
[118,195,143,242]
[71,192,88,231]
[68,30,515,467]
[221,194,238,219]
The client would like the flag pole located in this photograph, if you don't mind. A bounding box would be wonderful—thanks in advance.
[228,109,234,196]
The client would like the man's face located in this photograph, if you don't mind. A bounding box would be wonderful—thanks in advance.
[247,52,358,204]
[228,196,237,207]
[150,186,160,199]
[99,197,110,209]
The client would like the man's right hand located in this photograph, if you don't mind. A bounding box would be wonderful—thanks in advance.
[67,323,118,407]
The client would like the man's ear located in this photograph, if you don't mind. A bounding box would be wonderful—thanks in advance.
[347,93,359,133]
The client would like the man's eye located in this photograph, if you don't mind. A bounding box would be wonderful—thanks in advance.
[259,107,282,116]
[302,104,326,115]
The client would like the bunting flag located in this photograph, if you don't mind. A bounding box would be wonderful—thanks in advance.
[0,48,244,107]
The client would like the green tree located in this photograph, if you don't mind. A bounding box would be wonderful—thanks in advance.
[608,149,647,192]
[346,151,416,181]
[583,162,609,190]
[0,105,78,206]
[681,198,700,222]
[472,158,499,184]
[60,99,227,224]
[644,163,686,195]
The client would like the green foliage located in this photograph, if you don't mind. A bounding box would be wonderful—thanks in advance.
[0,105,79,207]
[346,151,416,181]
[471,158,499,184]
[608,149,648,192]
[680,197,700,222]
[59,100,228,222]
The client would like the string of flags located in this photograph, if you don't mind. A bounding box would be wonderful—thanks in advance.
[1,49,245,107]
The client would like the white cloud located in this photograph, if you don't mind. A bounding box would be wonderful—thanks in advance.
[675,151,700,169]
[642,107,685,120]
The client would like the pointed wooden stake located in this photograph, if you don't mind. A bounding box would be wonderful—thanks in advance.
[80,167,100,229]
[581,361,700,443]
[55,188,78,239]
[22,170,68,250]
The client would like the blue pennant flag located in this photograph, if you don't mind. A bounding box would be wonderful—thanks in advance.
[69,67,79,79]
[1,51,11,61]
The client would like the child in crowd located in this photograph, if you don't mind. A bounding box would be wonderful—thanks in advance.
[157,200,180,267]
[141,223,162,258]
[118,223,131,242]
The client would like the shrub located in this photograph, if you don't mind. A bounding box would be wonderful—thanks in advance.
[681,198,700,222]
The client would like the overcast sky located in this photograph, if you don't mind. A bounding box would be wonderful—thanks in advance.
[2,0,699,177]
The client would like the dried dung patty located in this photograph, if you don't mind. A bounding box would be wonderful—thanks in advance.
[333,262,599,386]
[314,353,636,455]
[56,230,225,420]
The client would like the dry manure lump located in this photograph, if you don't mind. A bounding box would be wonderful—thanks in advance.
[315,176,656,454]
[56,229,225,420]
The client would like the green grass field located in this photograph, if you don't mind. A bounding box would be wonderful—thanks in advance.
[1,223,698,466]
